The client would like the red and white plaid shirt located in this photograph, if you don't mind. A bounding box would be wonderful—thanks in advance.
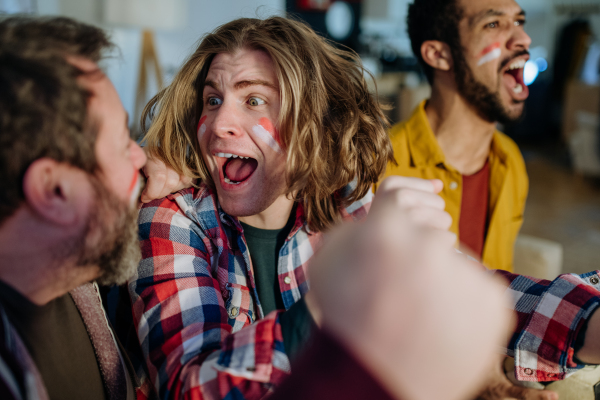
[129,184,370,399]
[130,183,600,400]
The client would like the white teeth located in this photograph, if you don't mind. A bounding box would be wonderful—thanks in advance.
[224,177,240,185]
[513,84,523,94]
[215,152,249,159]
[508,59,526,70]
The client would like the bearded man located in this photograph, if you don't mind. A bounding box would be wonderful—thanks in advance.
[380,0,598,399]
[379,0,530,273]
[0,16,149,400]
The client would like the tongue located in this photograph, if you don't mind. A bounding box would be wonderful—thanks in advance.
[224,158,258,182]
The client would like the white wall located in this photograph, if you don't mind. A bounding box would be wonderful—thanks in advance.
[37,0,285,125]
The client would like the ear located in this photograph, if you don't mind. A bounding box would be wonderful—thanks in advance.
[22,159,87,226]
[421,40,453,72]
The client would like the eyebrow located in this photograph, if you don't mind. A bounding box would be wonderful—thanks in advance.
[469,8,525,26]
[203,79,277,91]
[204,79,220,91]
[234,79,277,91]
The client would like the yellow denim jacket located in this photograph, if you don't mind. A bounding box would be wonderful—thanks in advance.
[378,101,528,271]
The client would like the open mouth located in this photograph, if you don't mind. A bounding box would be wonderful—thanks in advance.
[502,58,528,98]
[216,152,258,185]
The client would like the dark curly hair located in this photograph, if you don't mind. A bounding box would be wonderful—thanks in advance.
[407,0,464,84]
[0,16,113,223]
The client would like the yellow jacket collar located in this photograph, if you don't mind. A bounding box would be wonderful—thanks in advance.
[406,100,509,169]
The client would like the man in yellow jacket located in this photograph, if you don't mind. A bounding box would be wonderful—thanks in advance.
[380,0,531,273]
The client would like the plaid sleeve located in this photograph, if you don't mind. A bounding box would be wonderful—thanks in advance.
[0,306,48,400]
[339,188,372,222]
[129,195,289,400]
[494,269,600,381]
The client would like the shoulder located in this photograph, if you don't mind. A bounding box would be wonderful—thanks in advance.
[493,131,524,161]
[492,131,528,190]
[138,184,220,240]
[339,185,372,222]
[388,119,410,143]
[0,305,47,400]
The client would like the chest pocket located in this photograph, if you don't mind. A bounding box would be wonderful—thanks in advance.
[224,283,255,327]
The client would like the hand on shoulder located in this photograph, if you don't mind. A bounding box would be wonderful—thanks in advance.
[140,153,194,203]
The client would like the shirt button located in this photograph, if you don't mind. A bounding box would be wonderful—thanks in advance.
[229,307,239,318]
[284,276,292,285]
[591,276,600,285]
[524,368,533,375]
[449,181,458,190]
[547,373,556,378]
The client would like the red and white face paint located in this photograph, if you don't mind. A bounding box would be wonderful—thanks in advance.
[252,117,282,154]
[477,42,501,66]
[127,171,142,206]
[197,115,207,142]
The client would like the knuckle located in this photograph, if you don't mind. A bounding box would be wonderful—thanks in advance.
[396,190,414,205]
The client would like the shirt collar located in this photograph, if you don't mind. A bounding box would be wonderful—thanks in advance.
[405,100,447,168]
[406,100,509,169]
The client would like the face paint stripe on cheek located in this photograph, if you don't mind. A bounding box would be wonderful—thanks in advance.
[258,117,281,144]
[128,172,142,205]
[197,115,207,141]
[477,42,501,66]
[252,119,282,154]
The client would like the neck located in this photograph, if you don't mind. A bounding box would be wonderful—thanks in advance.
[0,209,100,305]
[426,80,497,175]
[238,193,295,230]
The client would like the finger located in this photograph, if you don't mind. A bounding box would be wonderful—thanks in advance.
[180,175,194,187]
[407,208,453,231]
[391,188,446,210]
[424,229,457,250]
[164,169,184,195]
[505,385,558,400]
[378,176,437,194]
[140,173,167,203]
[430,179,443,194]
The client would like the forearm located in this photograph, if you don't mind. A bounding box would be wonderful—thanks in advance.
[494,269,600,380]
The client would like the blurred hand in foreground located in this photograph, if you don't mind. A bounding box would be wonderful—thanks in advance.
[309,176,514,400]
[140,154,194,203]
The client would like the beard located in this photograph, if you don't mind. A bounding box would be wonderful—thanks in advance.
[452,47,527,125]
[60,174,142,286]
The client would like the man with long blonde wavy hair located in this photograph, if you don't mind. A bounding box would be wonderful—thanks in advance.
[130,16,404,400]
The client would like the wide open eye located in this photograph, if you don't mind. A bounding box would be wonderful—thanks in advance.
[207,97,223,106]
[248,97,266,106]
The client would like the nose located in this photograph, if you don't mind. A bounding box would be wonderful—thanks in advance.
[507,24,531,52]
[131,140,147,170]
[212,100,242,139]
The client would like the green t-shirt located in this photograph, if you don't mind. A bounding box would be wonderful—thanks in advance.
[0,280,106,400]
[240,214,294,315]
[240,206,315,360]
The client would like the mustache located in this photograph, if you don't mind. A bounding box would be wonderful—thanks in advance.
[498,50,530,72]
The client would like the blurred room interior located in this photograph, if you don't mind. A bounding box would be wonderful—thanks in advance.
[2,0,600,277]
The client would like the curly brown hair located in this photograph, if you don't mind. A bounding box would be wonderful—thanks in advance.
[0,16,113,224]
[142,16,395,232]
